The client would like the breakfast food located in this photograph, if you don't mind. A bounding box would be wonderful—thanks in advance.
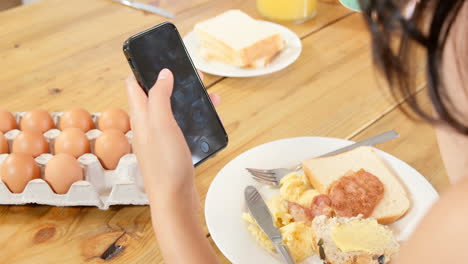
[243,172,401,263]
[243,172,323,262]
[20,109,55,133]
[98,108,131,133]
[12,130,49,157]
[0,132,8,154]
[59,108,95,132]
[280,172,319,207]
[288,194,334,224]
[0,153,40,193]
[329,169,384,218]
[44,154,83,194]
[0,109,18,133]
[243,146,409,263]
[312,216,399,264]
[94,130,131,170]
[0,109,141,208]
[243,212,316,262]
[194,10,284,68]
[54,128,90,158]
[302,146,410,224]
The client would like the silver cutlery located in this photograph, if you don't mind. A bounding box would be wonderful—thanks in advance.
[247,130,399,186]
[245,186,295,264]
[110,0,175,19]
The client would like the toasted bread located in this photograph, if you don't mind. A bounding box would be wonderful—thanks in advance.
[302,146,410,224]
[312,216,399,264]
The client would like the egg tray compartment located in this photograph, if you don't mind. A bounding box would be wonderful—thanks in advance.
[0,112,149,209]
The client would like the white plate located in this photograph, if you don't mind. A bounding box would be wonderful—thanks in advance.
[183,21,302,77]
[205,137,439,264]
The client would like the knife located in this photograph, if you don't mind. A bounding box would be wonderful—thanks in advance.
[245,186,295,264]
[110,0,175,19]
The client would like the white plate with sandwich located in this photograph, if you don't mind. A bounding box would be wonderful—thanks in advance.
[183,10,302,77]
[205,137,439,264]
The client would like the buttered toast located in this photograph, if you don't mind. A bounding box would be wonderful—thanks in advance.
[312,216,399,264]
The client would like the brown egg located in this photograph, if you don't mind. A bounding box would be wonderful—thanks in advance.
[12,130,49,157]
[20,110,55,133]
[94,130,131,170]
[0,132,8,154]
[59,108,95,132]
[44,153,83,194]
[98,108,131,133]
[1,153,40,193]
[0,109,18,133]
[54,128,90,158]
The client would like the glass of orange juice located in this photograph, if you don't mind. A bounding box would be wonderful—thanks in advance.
[256,0,317,24]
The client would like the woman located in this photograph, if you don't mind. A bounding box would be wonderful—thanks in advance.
[125,0,467,263]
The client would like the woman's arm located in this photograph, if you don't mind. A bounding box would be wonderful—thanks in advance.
[151,193,219,264]
[397,176,468,263]
[126,69,219,264]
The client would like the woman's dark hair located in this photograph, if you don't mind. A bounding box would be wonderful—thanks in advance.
[360,0,467,133]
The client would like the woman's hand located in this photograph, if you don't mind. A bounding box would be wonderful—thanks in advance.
[126,69,220,208]
[126,69,221,264]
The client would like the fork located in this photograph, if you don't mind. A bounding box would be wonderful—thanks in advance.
[246,130,399,186]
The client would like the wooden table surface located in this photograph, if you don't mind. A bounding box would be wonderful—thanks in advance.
[0,0,449,263]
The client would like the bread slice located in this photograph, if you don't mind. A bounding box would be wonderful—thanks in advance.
[194,10,284,68]
[302,146,410,224]
[312,215,399,264]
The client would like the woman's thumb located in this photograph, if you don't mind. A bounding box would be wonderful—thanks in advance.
[148,69,175,117]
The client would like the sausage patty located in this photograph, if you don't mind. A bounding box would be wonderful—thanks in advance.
[328,169,384,218]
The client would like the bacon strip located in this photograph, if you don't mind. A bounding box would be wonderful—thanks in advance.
[288,202,312,223]
[310,194,333,218]
[287,194,334,223]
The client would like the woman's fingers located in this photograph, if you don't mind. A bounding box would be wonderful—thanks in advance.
[209,93,221,107]
[126,74,148,125]
[197,70,204,81]
[148,69,176,120]
[208,93,223,122]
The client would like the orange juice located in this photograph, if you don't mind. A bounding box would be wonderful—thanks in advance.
[256,0,317,23]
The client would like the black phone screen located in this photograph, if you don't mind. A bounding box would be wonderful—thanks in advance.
[124,22,227,166]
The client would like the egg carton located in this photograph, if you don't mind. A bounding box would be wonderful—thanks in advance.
[0,112,149,209]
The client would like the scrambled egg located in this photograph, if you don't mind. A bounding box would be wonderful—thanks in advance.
[267,195,293,227]
[242,172,319,262]
[242,213,315,262]
[280,173,319,207]
[281,222,316,262]
[242,212,274,251]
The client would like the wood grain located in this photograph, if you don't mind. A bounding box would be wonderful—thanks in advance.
[0,205,162,264]
[0,0,351,112]
[0,0,20,11]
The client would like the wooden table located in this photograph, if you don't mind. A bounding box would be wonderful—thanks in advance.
[0,0,449,263]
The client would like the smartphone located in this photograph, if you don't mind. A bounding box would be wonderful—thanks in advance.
[123,22,228,166]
